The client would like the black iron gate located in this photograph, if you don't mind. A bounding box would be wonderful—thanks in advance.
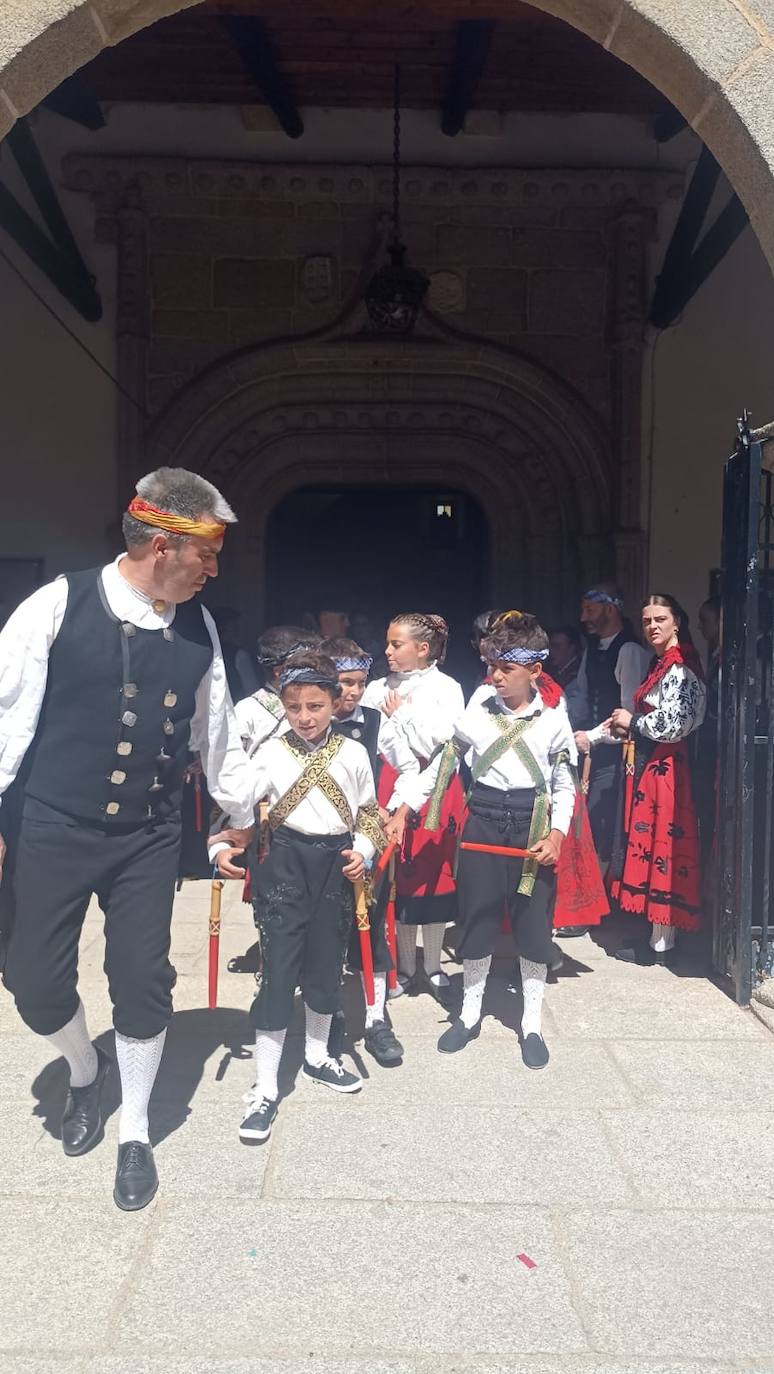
[716,414,774,1004]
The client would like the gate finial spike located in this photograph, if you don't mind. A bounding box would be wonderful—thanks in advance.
[737,409,752,450]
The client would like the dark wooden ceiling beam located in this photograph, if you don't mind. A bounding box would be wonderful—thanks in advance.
[441,19,495,136]
[219,15,304,138]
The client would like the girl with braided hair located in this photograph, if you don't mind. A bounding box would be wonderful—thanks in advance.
[363,612,465,997]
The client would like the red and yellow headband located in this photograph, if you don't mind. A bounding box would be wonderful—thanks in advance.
[127,497,226,540]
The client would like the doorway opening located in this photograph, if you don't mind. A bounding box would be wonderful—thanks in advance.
[265,485,491,685]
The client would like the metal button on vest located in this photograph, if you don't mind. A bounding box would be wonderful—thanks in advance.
[156,748,171,766]
[116,741,133,756]
[148,777,165,794]
[163,718,174,735]
[123,683,138,698]
[164,692,177,708]
[153,599,167,614]
[110,770,127,785]
[163,628,174,642]
[122,710,137,727]
[106,801,121,816]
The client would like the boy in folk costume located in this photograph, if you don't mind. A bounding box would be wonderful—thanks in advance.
[429,614,577,1068]
[212,652,386,1142]
[234,625,321,756]
[321,636,403,1067]
[362,613,465,997]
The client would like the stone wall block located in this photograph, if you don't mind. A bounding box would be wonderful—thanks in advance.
[213,259,295,309]
[466,269,527,328]
[153,309,231,344]
[698,50,774,264]
[527,0,623,45]
[437,224,511,265]
[149,215,294,257]
[228,308,294,348]
[150,253,211,309]
[514,228,607,269]
[149,337,225,378]
[1,5,104,117]
[529,270,606,336]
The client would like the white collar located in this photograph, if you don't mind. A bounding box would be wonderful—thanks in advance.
[337,705,364,724]
[386,663,437,686]
[499,689,542,720]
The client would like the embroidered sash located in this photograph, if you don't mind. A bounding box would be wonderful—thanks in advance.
[269,732,354,833]
[355,800,388,855]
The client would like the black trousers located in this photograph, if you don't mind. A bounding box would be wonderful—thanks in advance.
[249,826,354,1032]
[4,796,179,1039]
[455,785,556,964]
[587,749,622,864]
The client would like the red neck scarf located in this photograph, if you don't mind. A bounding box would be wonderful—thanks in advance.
[634,641,704,712]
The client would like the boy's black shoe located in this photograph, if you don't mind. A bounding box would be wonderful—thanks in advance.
[554,925,589,938]
[437,1019,480,1054]
[303,1057,362,1093]
[113,1141,158,1211]
[62,1046,111,1157]
[521,1033,550,1070]
[364,1020,403,1066]
[327,1009,347,1060]
[239,1095,278,1144]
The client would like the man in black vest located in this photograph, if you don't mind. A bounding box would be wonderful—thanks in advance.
[573,583,650,885]
[0,468,255,1210]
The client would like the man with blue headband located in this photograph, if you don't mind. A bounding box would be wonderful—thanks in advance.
[574,583,650,878]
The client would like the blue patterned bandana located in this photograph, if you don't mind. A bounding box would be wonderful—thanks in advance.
[279,666,337,691]
[492,647,549,665]
[334,656,373,674]
[583,589,623,609]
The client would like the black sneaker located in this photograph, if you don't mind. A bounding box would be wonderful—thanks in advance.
[437,1019,480,1054]
[327,1009,347,1060]
[303,1057,362,1093]
[239,1094,278,1144]
[521,1032,550,1070]
[62,1046,111,1157]
[364,1019,404,1066]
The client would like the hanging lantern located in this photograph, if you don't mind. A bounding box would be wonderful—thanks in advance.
[364,65,429,335]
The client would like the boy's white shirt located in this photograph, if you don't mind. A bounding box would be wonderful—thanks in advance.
[208,729,378,863]
[406,680,578,835]
[362,663,465,812]
[234,689,289,755]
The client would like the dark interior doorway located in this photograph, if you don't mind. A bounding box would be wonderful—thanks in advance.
[265,485,491,685]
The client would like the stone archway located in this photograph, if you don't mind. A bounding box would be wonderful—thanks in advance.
[144,333,614,632]
[2,2,774,268]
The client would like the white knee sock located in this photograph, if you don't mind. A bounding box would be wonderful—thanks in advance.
[254,1028,286,1100]
[46,1000,98,1088]
[461,956,491,1028]
[421,923,447,982]
[363,971,387,1029]
[520,959,547,1038]
[115,1029,167,1145]
[304,1004,333,1067]
[650,922,677,952]
[396,923,418,978]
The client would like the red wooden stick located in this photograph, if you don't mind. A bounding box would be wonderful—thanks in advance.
[385,849,398,991]
[354,880,375,1006]
[208,877,223,1009]
[460,841,531,858]
[376,839,398,874]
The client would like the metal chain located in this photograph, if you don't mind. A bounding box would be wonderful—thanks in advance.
[392,62,401,245]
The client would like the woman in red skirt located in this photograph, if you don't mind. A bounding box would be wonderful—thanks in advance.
[362,613,465,997]
[608,593,706,965]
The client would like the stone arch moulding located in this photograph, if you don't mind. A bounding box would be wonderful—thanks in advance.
[144,333,616,628]
[2,2,774,266]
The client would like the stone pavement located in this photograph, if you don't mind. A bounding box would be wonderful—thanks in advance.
[2,881,774,1374]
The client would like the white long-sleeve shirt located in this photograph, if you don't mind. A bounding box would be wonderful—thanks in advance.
[0,557,256,828]
[633,661,706,742]
[362,663,465,812]
[234,687,288,755]
[407,682,578,835]
[209,730,378,863]
[576,637,651,745]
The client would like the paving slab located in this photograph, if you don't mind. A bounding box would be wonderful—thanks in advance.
[0,1195,153,1357]
[560,1209,774,1360]
[546,963,767,1040]
[603,1109,774,1208]
[609,1039,774,1109]
[268,1100,633,1206]
[115,1199,588,1358]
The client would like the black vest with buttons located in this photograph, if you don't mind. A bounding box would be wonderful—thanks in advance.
[23,569,213,826]
[585,628,638,725]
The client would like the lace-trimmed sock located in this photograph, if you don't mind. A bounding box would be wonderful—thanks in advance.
[46,1000,98,1088]
[396,923,418,979]
[460,956,492,1029]
[115,1029,167,1145]
[649,922,677,953]
[363,972,387,1030]
[519,958,547,1039]
[255,1027,287,1100]
[421,923,448,985]
[304,1005,333,1067]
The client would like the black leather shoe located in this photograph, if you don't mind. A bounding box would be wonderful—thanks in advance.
[61,1046,111,1157]
[113,1141,159,1211]
[521,1032,550,1070]
[437,1019,480,1054]
[554,925,590,938]
[364,1019,404,1066]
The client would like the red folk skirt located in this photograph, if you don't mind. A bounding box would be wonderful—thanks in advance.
[611,739,701,932]
[377,761,465,925]
[554,791,609,928]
